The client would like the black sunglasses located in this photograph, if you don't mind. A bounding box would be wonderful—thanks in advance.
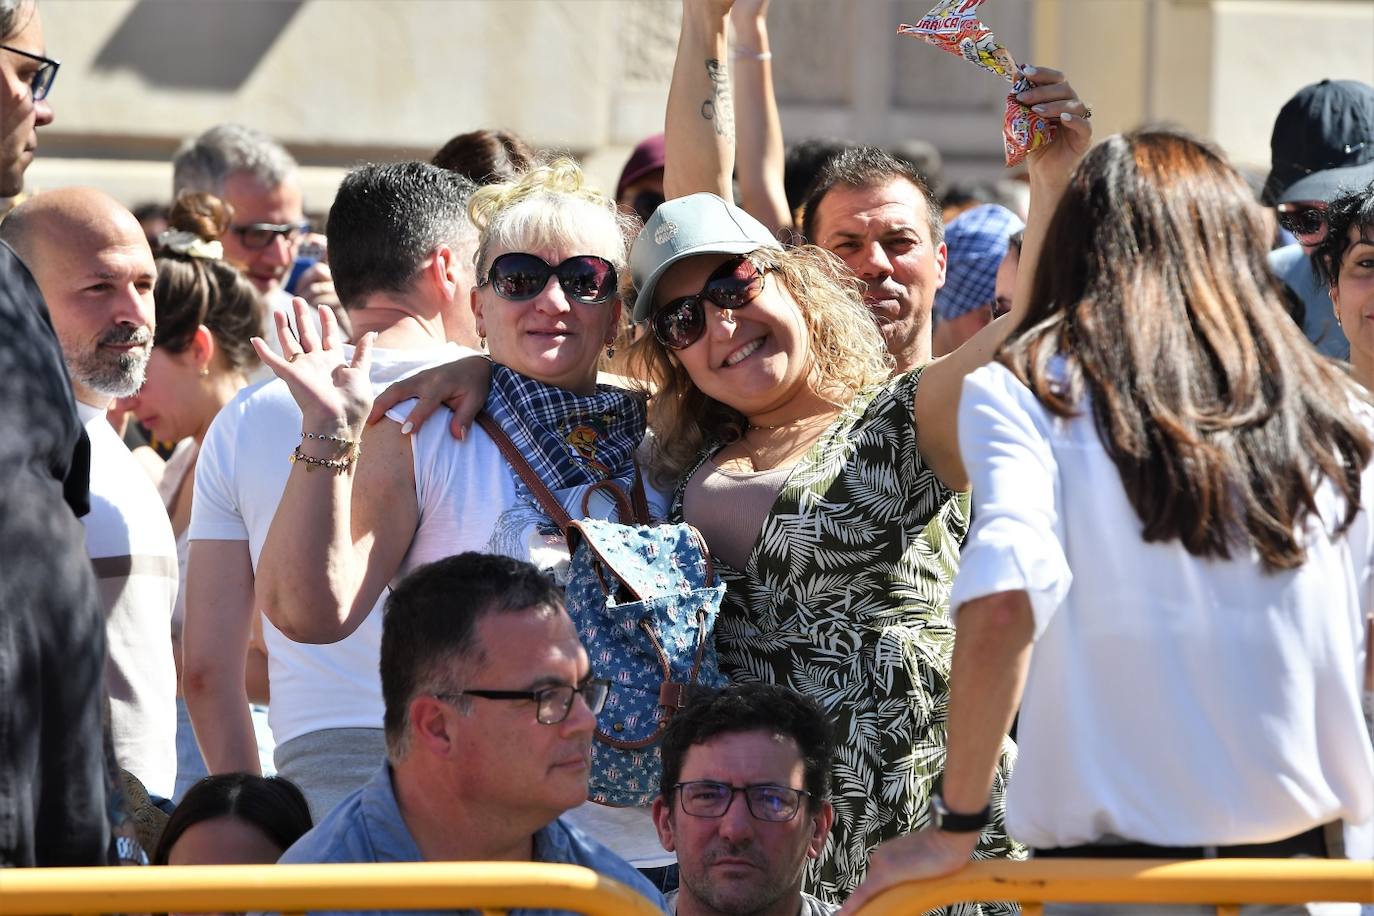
[231,221,311,251]
[1276,202,1328,242]
[434,675,611,726]
[651,256,768,350]
[478,252,619,305]
[1,44,59,101]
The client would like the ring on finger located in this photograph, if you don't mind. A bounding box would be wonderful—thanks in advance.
[1082,105,1093,120]
[289,352,302,363]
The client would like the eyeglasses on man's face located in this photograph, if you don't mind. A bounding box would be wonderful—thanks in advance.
[434,674,611,725]
[1,44,59,102]
[674,780,812,822]
[231,221,311,251]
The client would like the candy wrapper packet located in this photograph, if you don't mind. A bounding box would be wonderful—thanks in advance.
[898,0,1055,167]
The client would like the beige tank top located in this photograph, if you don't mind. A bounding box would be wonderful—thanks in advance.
[682,460,792,570]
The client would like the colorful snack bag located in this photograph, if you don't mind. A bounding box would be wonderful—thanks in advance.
[898,0,1056,166]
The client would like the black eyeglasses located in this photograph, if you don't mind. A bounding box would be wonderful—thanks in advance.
[650,256,769,350]
[1,44,59,101]
[479,252,619,304]
[231,221,311,251]
[1276,201,1329,243]
[675,781,812,822]
[435,675,611,725]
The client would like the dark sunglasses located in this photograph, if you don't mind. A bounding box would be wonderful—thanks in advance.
[478,252,619,304]
[231,221,311,251]
[1276,202,1328,243]
[651,256,768,350]
[1,44,59,101]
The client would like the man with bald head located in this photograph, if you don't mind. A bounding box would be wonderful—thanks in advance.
[2,187,179,804]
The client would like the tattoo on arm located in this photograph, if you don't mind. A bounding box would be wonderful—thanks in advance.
[701,58,735,141]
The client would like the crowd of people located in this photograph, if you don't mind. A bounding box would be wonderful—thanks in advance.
[2,0,1371,915]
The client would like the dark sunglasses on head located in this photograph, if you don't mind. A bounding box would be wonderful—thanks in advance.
[1276,201,1329,243]
[1,44,59,101]
[232,221,311,251]
[478,252,619,304]
[651,256,768,350]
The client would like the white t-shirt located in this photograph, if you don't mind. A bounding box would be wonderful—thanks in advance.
[953,362,1374,855]
[395,400,675,868]
[77,401,179,800]
[189,344,467,746]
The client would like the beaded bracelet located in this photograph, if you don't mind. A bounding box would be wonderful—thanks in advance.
[291,432,361,473]
[303,430,354,446]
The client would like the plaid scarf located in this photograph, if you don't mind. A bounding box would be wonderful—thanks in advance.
[483,365,646,524]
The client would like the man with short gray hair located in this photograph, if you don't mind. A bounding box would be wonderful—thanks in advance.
[173,123,307,298]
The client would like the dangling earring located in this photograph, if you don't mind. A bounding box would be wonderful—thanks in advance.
[605,343,616,360]
[479,335,487,351]
[199,366,209,378]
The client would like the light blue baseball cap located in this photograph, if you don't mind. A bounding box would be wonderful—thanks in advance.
[630,193,782,323]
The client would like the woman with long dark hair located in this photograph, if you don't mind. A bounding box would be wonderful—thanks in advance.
[847,129,1374,910]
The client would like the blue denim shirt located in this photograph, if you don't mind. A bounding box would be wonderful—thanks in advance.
[278,764,668,916]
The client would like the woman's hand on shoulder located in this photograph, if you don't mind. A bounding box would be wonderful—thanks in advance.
[367,352,493,441]
[251,298,374,437]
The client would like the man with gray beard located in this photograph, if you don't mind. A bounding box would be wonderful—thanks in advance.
[2,187,179,803]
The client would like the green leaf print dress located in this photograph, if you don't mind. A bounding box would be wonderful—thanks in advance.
[671,368,1021,907]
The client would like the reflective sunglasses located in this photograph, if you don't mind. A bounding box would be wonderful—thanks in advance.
[231,221,311,251]
[1,44,59,101]
[650,256,768,350]
[435,675,611,726]
[478,252,619,304]
[1276,201,1329,244]
[674,781,812,822]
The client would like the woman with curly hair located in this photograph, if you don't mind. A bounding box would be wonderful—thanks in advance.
[623,188,1023,901]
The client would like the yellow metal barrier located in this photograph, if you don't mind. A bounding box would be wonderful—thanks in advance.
[0,861,665,915]
[856,859,1374,916]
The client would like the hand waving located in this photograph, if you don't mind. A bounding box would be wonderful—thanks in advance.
[251,297,375,436]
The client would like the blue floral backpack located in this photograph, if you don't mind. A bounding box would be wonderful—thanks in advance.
[477,414,728,806]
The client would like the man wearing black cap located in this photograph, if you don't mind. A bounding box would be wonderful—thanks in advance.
[1265,79,1374,360]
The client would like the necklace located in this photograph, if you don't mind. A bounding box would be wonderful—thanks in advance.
[747,409,840,432]
[736,408,842,472]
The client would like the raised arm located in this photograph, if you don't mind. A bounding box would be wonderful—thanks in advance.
[664,0,736,200]
[914,65,1092,491]
[252,301,417,644]
[730,0,791,233]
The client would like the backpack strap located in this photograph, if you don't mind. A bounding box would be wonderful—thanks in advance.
[476,412,573,531]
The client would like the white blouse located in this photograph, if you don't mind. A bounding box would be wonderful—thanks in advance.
[952,362,1374,855]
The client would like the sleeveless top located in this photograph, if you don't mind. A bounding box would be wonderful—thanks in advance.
[671,367,1021,906]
